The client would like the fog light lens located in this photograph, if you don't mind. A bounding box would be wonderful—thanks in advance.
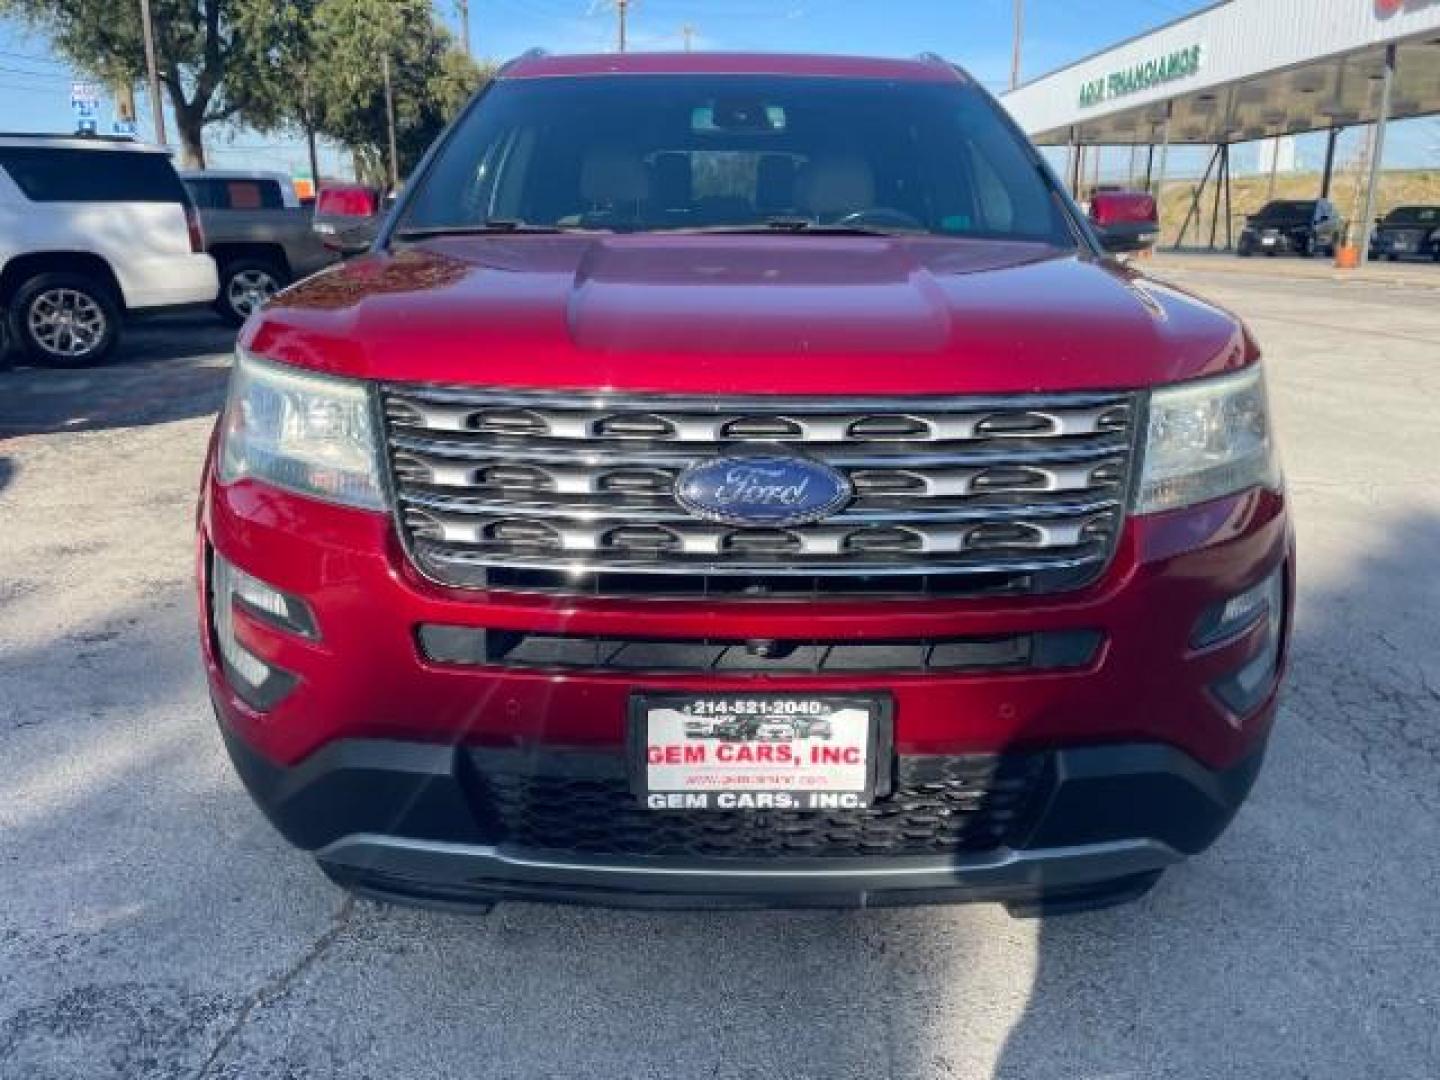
[1193,566,1283,648]
[1210,565,1286,716]
[221,558,318,638]
[210,551,301,709]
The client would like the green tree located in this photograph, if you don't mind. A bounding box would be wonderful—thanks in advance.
[304,0,488,186]
[0,0,287,167]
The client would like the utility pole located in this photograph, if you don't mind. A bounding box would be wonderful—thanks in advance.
[456,0,471,55]
[616,0,629,53]
[1010,0,1023,90]
[301,69,320,194]
[681,23,695,52]
[381,52,399,191]
[138,0,166,146]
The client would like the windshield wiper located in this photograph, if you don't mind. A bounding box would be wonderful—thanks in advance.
[394,219,600,239]
[661,217,919,237]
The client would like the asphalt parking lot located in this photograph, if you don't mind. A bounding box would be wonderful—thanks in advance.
[2,270,1438,1080]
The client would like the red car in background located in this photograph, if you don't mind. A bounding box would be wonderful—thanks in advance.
[311,182,384,238]
[1086,188,1160,253]
[198,52,1292,917]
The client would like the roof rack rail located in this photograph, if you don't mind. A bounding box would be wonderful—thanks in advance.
[497,48,547,76]
[912,53,969,83]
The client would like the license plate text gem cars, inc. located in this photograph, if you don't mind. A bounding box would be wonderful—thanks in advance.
[634,695,888,810]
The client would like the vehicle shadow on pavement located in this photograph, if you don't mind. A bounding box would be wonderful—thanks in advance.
[0,316,235,438]
[988,511,1440,1080]
[0,455,13,496]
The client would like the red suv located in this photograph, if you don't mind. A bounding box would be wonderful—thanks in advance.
[198,52,1292,916]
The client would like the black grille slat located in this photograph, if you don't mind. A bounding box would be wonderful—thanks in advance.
[381,388,1137,597]
[417,625,1101,674]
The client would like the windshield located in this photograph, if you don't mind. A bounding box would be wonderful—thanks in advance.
[1382,206,1439,226]
[1253,200,1314,223]
[397,74,1072,244]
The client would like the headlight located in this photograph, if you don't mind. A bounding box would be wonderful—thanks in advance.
[1135,366,1280,515]
[219,348,386,510]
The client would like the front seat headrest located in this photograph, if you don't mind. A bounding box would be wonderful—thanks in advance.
[580,147,649,208]
[796,154,875,218]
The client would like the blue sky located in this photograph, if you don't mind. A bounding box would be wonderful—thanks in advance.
[0,0,1434,180]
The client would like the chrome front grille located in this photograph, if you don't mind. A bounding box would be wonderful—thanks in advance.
[380,387,1138,597]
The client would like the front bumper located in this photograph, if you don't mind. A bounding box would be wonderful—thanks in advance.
[200,474,1291,772]
[1238,231,1308,255]
[221,724,1267,910]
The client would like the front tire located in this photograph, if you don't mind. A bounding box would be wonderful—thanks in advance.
[216,259,287,326]
[10,272,120,367]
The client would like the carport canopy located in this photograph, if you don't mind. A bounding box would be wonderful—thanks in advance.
[1001,0,1440,147]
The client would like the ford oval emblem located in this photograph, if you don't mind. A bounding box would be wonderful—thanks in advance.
[675,455,853,527]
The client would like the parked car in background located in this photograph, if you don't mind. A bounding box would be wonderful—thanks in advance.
[201,52,1292,916]
[182,170,336,325]
[1237,198,1342,258]
[311,182,383,237]
[1369,205,1440,262]
[1085,189,1159,253]
[0,134,217,366]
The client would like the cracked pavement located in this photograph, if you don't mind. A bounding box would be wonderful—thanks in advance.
[1,276,1438,1079]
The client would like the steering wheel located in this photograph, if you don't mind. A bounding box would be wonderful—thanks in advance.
[831,207,926,231]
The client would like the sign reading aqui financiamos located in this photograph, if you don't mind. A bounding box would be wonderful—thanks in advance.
[1078,44,1204,108]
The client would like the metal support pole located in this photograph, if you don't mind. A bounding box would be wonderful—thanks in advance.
[616,0,629,53]
[1266,137,1281,200]
[1144,143,1155,190]
[1152,104,1173,245]
[1175,145,1219,250]
[1223,144,1235,250]
[1320,127,1339,198]
[138,0,166,146]
[1358,44,1396,266]
[1209,144,1228,250]
[1067,128,1080,198]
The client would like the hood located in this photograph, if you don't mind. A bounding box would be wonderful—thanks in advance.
[249,234,1249,395]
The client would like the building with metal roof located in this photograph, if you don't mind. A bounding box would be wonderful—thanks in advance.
[1000,0,1440,261]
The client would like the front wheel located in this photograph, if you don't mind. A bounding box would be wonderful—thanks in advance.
[11,272,120,367]
[216,259,287,326]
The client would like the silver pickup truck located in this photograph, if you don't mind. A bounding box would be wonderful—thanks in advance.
[181,170,337,325]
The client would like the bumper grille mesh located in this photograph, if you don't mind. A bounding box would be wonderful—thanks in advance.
[479,755,1048,860]
[380,386,1137,597]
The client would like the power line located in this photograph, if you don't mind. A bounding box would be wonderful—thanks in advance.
[0,64,72,83]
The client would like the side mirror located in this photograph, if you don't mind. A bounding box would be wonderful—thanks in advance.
[322,220,378,258]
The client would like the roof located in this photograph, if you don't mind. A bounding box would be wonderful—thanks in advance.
[0,133,168,153]
[180,169,291,182]
[500,51,962,84]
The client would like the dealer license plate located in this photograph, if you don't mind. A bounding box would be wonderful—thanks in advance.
[633,694,887,811]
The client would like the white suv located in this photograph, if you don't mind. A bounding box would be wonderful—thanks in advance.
[0,134,218,366]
